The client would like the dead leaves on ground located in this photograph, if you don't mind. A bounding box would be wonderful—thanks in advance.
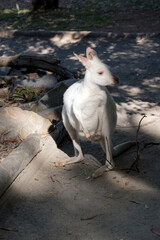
[80,214,104,221]
[0,134,22,162]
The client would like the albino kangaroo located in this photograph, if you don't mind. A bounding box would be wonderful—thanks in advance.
[56,47,135,178]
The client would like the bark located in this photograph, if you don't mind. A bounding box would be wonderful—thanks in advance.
[0,54,74,80]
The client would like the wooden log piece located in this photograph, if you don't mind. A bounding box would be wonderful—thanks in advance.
[0,54,74,80]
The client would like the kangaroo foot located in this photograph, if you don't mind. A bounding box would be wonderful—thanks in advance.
[92,163,114,179]
[55,156,84,167]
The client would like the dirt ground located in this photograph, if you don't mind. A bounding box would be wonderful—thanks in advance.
[0,32,160,239]
[0,1,160,239]
[98,9,160,33]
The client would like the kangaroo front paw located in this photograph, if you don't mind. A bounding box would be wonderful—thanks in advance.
[85,132,91,140]
[55,156,84,167]
[92,132,102,142]
[82,128,91,140]
[92,162,114,179]
[94,130,102,137]
[55,160,67,167]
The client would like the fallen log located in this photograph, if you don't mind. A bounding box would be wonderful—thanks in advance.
[0,54,74,80]
[0,54,60,66]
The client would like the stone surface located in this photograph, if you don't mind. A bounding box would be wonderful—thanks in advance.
[38,105,63,121]
[0,106,52,140]
[0,87,8,98]
[20,79,77,113]
[0,99,5,107]
[0,66,11,76]
[0,133,41,197]
[35,79,77,111]
[15,74,58,89]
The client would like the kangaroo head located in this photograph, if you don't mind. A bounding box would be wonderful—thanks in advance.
[74,47,119,86]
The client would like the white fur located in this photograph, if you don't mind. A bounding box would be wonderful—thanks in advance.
[57,47,135,178]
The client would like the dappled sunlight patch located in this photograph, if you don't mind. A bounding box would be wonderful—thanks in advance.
[136,36,153,45]
[132,110,160,139]
[105,171,158,194]
[50,31,90,47]
[87,41,97,49]
[116,99,159,127]
[142,77,160,88]
[134,39,160,54]
[107,44,117,54]
[40,47,55,54]
[110,50,140,61]
[119,85,142,96]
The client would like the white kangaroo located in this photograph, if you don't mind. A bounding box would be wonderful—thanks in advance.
[56,47,135,178]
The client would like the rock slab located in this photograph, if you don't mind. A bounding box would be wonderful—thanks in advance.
[0,133,41,197]
[0,106,52,140]
[15,74,58,89]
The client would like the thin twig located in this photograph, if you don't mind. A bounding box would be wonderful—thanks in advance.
[80,214,104,221]
[142,142,160,150]
[0,227,18,232]
[50,176,55,183]
[127,115,146,173]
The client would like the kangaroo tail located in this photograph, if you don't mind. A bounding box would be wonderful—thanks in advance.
[112,141,136,158]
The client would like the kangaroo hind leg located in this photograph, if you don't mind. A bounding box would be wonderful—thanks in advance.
[92,136,114,179]
[56,108,84,167]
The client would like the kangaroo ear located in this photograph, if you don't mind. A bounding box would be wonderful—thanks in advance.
[74,52,91,68]
[86,47,98,60]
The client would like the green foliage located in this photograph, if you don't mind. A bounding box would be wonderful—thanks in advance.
[10,86,38,103]
[0,0,159,31]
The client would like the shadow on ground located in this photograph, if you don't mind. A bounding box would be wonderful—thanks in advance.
[0,33,160,240]
[0,124,159,240]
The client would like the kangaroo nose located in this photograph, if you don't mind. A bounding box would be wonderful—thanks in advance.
[113,75,119,85]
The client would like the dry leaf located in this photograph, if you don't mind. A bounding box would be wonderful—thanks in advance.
[125,181,130,186]
[80,214,103,221]
[50,176,55,183]
[23,133,29,139]
[108,194,113,198]
[4,139,18,143]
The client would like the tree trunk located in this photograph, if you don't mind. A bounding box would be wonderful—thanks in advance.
[32,0,59,11]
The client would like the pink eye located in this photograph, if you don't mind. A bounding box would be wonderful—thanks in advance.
[98,71,104,75]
